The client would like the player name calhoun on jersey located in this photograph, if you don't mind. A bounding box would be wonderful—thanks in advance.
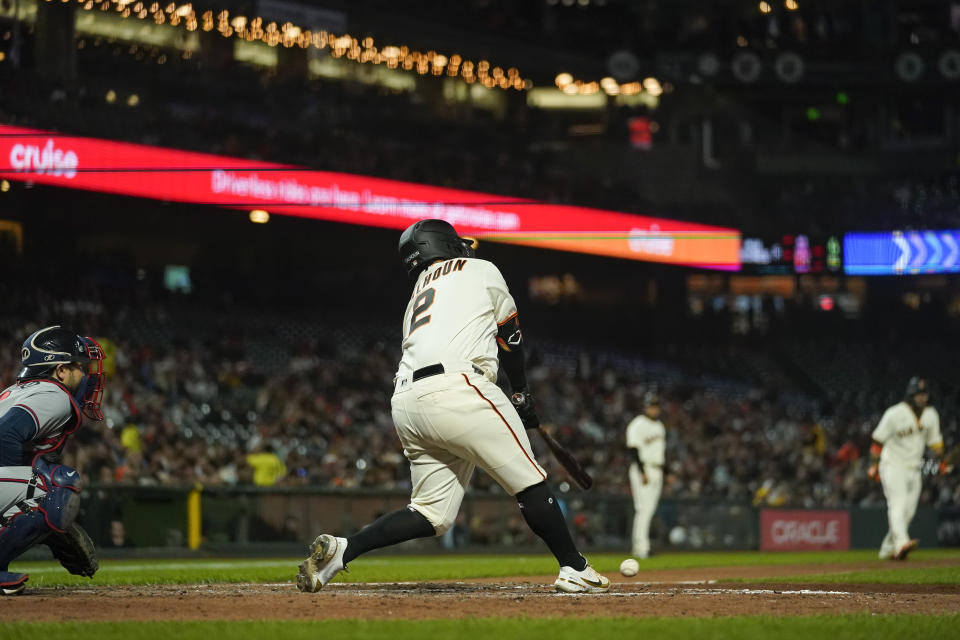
[872,402,942,470]
[397,257,515,382]
[626,415,666,466]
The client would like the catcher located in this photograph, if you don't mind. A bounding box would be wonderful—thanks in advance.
[0,326,105,595]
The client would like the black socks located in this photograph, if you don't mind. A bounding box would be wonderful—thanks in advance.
[341,484,586,571]
[516,481,587,570]
[343,506,436,564]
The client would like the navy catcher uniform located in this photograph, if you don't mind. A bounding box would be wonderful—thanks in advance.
[297,219,609,594]
[0,326,105,595]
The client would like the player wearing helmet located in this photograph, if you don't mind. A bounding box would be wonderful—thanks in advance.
[868,377,946,560]
[0,326,105,595]
[625,390,666,559]
[296,219,610,594]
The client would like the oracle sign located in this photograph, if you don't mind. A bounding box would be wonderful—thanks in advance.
[760,509,850,551]
[0,124,741,269]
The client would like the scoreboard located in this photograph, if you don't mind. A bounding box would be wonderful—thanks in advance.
[740,235,843,274]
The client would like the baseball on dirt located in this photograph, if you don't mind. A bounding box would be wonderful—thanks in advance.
[619,558,639,577]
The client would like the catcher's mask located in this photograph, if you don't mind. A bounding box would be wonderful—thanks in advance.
[399,219,477,278]
[18,325,106,421]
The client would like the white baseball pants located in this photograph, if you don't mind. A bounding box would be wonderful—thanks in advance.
[629,463,662,558]
[391,368,546,535]
[878,460,921,559]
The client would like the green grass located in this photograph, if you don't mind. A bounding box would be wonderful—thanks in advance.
[11,549,960,587]
[749,566,960,585]
[2,615,957,639]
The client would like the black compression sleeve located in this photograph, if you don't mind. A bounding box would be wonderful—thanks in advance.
[496,313,528,391]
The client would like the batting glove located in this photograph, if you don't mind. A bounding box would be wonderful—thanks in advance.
[510,390,540,430]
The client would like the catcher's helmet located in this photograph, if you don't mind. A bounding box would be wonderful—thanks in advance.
[17,325,106,420]
[905,376,929,399]
[398,219,477,278]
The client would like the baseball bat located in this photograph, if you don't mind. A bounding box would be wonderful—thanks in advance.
[537,426,594,490]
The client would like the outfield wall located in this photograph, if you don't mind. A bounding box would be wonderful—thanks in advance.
[78,485,952,554]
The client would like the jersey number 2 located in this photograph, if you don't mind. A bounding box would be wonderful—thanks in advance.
[409,288,436,334]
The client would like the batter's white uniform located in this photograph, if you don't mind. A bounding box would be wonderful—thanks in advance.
[625,413,665,558]
[392,257,546,535]
[872,401,942,559]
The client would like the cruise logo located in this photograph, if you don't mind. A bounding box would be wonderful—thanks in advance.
[9,139,79,179]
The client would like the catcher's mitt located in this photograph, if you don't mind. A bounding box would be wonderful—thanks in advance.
[45,523,98,578]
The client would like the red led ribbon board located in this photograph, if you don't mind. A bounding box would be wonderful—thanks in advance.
[0,125,740,269]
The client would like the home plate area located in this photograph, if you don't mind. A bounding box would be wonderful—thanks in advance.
[3,579,959,622]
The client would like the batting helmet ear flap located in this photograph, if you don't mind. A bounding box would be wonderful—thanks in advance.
[458,237,477,259]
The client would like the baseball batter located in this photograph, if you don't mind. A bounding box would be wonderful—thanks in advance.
[297,219,609,594]
[625,391,666,559]
[868,377,945,560]
[0,326,105,595]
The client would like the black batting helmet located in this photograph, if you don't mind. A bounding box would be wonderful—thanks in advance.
[398,219,477,278]
[905,376,929,399]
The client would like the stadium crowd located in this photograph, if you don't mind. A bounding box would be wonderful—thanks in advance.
[1,280,955,515]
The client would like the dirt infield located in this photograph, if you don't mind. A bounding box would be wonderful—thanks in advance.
[4,562,960,621]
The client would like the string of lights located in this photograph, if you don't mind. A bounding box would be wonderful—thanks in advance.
[50,0,531,91]
[553,72,665,97]
[37,0,668,99]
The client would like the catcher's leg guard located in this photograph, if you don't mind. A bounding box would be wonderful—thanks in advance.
[0,508,51,572]
[32,459,82,532]
[0,459,83,580]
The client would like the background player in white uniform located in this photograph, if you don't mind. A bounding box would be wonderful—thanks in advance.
[868,377,946,560]
[297,219,609,594]
[0,326,105,595]
[625,391,666,559]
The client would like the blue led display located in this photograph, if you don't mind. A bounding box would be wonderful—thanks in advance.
[844,230,960,275]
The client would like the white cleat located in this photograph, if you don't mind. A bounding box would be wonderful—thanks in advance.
[296,534,348,593]
[554,563,610,594]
